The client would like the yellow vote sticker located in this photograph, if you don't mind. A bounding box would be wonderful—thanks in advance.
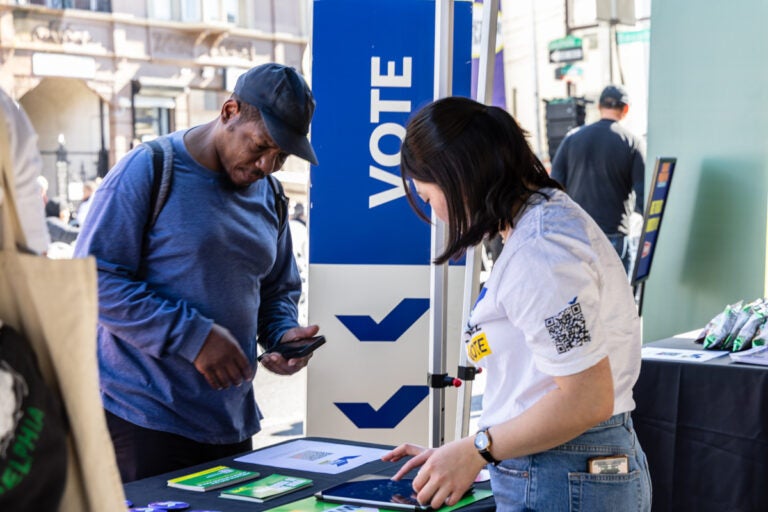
[468,332,492,362]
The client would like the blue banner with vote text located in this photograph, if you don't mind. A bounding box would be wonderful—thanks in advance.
[310,0,472,265]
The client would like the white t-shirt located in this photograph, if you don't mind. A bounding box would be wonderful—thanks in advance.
[467,189,641,429]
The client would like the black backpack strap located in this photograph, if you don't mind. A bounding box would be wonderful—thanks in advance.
[266,174,289,234]
[143,138,174,231]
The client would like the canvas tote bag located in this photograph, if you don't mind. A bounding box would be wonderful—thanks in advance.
[0,115,125,511]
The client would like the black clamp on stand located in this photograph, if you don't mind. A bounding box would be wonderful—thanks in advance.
[429,373,462,388]
[456,365,481,382]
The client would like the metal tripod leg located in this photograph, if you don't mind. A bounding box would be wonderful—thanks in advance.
[452,0,499,441]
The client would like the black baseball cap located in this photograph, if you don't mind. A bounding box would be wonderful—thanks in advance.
[599,84,630,108]
[234,63,318,165]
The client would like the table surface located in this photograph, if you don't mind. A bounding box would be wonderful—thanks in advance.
[124,437,495,512]
[641,329,768,369]
[633,331,768,512]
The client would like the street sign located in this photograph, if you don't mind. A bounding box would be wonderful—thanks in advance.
[548,34,582,51]
[550,47,584,64]
[548,35,583,64]
[555,63,583,81]
[617,28,650,45]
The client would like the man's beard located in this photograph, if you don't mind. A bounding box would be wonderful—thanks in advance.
[221,168,265,190]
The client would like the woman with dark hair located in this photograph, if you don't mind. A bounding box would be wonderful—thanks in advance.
[383,97,651,511]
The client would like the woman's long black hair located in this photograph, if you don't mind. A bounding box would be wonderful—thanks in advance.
[400,96,562,264]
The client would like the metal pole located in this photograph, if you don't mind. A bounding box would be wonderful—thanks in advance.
[428,0,453,449]
[476,0,499,105]
[130,79,139,148]
[270,0,277,62]
[55,133,68,202]
[529,0,544,159]
[454,0,499,442]
[564,0,573,96]
[98,97,109,177]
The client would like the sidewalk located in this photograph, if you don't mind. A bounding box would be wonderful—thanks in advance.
[251,367,485,449]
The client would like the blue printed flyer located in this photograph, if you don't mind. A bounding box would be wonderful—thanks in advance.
[235,440,389,475]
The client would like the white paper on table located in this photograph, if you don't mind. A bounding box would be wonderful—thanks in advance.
[641,346,728,362]
[234,439,390,474]
[729,345,768,366]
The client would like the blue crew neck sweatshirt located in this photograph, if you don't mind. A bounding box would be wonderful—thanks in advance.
[74,130,301,444]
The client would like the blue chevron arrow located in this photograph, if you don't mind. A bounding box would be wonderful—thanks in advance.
[335,385,429,428]
[336,298,430,342]
[330,455,360,467]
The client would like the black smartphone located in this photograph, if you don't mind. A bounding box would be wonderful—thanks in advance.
[258,335,326,361]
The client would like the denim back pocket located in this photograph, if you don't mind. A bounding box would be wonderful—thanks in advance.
[568,470,646,512]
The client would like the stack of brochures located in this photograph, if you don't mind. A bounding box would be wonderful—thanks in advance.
[220,473,313,503]
[166,465,260,492]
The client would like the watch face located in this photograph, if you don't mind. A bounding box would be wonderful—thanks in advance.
[474,431,490,450]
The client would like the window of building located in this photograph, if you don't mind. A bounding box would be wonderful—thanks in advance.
[202,0,221,23]
[149,0,245,26]
[224,0,241,24]
[182,0,202,22]
[202,0,245,25]
[22,0,111,13]
[134,106,173,143]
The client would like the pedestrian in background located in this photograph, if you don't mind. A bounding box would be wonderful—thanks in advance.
[44,197,79,245]
[550,84,645,275]
[291,201,307,226]
[74,179,99,227]
[74,63,320,482]
[383,97,650,511]
[0,87,49,254]
[289,203,309,325]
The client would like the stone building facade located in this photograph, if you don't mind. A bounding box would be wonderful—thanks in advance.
[0,0,311,202]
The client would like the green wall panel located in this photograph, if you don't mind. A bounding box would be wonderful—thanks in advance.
[642,0,768,342]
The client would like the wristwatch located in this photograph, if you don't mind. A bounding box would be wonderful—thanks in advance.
[474,427,500,465]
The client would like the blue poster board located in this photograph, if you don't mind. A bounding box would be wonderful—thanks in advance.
[310,0,472,266]
[631,157,677,285]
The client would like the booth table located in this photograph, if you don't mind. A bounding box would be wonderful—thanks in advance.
[124,437,495,511]
[633,333,768,512]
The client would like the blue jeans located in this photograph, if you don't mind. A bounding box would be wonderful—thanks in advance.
[607,234,636,276]
[488,413,651,511]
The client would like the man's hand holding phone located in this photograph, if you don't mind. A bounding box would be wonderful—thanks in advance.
[258,325,322,375]
[258,335,326,360]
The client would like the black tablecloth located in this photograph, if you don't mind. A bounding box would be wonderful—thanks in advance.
[124,436,495,511]
[633,335,768,512]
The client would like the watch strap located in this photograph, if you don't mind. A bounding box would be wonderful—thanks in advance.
[479,448,498,464]
[476,428,500,465]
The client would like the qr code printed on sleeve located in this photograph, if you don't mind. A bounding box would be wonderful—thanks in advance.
[544,298,592,354]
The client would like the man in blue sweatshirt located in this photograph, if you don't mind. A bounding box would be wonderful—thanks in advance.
[74,63,319,482]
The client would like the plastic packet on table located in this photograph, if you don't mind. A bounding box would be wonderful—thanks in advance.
[751,318,768,348]
[703,300,743,350]
[733,303,768,352]
[695,316,718,344]
[723,299,763,351]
